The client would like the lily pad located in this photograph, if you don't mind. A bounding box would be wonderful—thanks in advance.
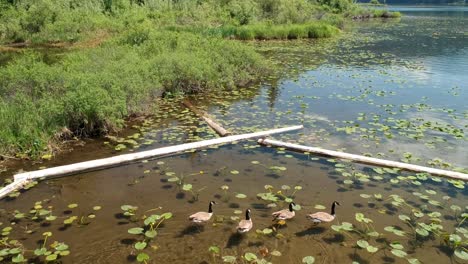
[302,256,315,264]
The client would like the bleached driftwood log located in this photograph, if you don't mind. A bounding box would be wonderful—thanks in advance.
[182,100,230,136]
[0,125,303,200]
[258,138,468,181]
[0,179,30,199]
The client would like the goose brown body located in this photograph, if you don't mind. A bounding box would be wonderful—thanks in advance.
[307,201,340,223]
[237,209,253,233]
[272,202,296,220]
[189,201,215,223]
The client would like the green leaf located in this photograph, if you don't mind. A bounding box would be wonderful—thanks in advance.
[244,252,257,261]
[454,248,468,260]
[407,258,421,264]
[145,230,157,238]
[209,246,220,254]
[390,242,404,250]
[67,203,78,209]
[9,248,21,254]
[59,250,70,256]
[222,256,237,263]
[137,253,150,262]
[398,215,410,221]
[115,144,126,151]
[121,205,137,211]
[357,240,369,248]
[271,250,282,256]
[302,256,315,264]
[162,212,173,219]
[235,193,247,199]
[341,222,354,231]
[11,254,25,263]
[45,215,57,221]
[415,228,429,237]
[182,184,192,191]
[331,225,342,232]
[355,213,364,222]
[262,228,273,235]
[344,179,354,185]
[55,243,68,251]
[34,248,46,256]
[167,177,180,182]
[45,254,57,261]
[135,242,147,250]
[128,227,144,235]
[366,245,378,253]
[391,249,407,258]
[449,234,462,243]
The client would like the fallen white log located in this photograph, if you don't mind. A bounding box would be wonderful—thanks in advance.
[0,125,301,200]
[0,179,30,199]
[182,100,231,136]
[13,125,302,183]
[258,138,468,181]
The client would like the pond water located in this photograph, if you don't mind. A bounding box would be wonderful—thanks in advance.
[1,6,467,264]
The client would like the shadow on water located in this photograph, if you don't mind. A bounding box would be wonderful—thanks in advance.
[381,255,396,263]
[322,233,345,244]
[177,225,204,237]
[127,254,136,262]
[225,232,244,248]
[121,238,137,245]
[295,226,326,237]
[349,253,371,264]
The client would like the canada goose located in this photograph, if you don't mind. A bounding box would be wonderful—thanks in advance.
[272,202,296,220]
[189,201,216,223]
[237,209,253,233]
[307,201,340,224]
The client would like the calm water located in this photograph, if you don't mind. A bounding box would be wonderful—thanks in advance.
[1,6,467,264]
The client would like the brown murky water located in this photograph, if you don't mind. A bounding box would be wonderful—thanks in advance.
[1,6,468,264]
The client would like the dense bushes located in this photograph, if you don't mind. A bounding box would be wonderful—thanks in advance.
[0,30,266,156]
[0,0,111,44]
[0,0,352,45]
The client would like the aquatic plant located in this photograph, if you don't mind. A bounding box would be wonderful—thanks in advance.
[0,229,70,263]
[125,207,173,263]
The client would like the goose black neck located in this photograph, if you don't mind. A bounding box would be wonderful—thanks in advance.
[208,203,213,213]
[289,203,294,212]
[245,210,251,220]
[331,202,336,216]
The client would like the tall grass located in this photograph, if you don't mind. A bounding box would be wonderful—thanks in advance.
[227,23,340,40]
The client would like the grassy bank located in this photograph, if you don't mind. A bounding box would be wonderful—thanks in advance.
[0,0,382,158]
[0,29,266,157]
